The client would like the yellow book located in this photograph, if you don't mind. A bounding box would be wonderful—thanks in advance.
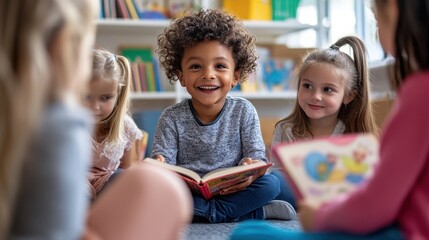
[125,0,139,19]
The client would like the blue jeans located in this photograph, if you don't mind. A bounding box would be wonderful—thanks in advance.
[229,220,404,240]
[271,169,297,209]
[193,174,280,223]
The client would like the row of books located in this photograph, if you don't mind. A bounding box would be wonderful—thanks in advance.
[128,56,295,93]
[121,47,163,92]
[130,61,163,92]
[100,0,199,20]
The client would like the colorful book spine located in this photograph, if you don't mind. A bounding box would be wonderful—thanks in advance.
[116,0,130,18]
[131,63,141,92]
[145,62,156,92]
[138,62,147,92]
[152,58,162,92]
[125,0,139,19]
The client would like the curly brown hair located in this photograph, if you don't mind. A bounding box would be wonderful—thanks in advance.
[156,9,257,84]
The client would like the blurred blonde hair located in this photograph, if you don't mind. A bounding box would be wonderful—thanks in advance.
[91,49,132,144]
[0,0,96,237]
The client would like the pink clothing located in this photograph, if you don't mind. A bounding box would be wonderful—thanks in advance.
[314,71,429,239]
[88,115,142,198]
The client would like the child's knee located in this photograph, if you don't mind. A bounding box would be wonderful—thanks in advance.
[256,174,281,197]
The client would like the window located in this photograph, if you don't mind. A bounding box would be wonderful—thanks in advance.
[282,0,384,62]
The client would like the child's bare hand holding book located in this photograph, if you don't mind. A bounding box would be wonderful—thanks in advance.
[153,154,166,163]
[219,158,267,195]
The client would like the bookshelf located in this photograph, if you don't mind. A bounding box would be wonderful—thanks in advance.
[94,0,333,119]
[95,1,395,151]
[97,18,317,43]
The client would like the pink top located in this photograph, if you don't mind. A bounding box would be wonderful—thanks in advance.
[88,115,142,198]
[314,71,429,239]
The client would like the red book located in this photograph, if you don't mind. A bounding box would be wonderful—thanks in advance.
[116,0,130,18]
[144,158,272,200]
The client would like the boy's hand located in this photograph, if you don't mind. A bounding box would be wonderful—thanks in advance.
[240,157,263,165]
[219,158,265,195]
[298,199,320,231]
[154,154,166,163]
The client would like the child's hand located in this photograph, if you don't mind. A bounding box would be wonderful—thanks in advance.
[240,157,267,176]
[154,154,166,163]
[220,158,265,195]
[240,157,263,165]
[297,199,320,231]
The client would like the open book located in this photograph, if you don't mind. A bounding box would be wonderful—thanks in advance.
[144,158,272,200]
[272,133,379,205]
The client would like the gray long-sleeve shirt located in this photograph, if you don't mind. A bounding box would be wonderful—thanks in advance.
[151,97,268,177]
[10,102,92,240]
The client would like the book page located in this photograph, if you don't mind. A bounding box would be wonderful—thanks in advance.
[144,158,201,182]
[273,134,379,204]
[201,161,271,182]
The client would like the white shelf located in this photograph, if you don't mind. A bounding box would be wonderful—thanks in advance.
[130,91,176,100]
[96,19,316,39]
[228,91,296,100]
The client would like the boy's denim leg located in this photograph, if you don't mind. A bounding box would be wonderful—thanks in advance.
[271,169,297,209]
[193,174,280,223]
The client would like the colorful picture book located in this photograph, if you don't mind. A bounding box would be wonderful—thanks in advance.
[272,133,379,204]
[144,158,273,200]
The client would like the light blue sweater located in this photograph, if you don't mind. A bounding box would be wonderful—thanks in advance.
[10,102,92,240]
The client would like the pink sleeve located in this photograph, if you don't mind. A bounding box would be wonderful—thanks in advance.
[124,115,143,150]
[313,76,429,233]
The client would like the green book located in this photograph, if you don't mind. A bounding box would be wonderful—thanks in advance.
[120,47,153,63]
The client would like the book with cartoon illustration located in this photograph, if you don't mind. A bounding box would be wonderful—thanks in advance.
[272,133,379,204]
[144,158,272,200]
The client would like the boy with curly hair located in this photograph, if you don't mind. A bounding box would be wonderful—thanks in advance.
[151,9,296,223]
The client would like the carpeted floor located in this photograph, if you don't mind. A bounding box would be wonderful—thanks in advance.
[182,218,302,240]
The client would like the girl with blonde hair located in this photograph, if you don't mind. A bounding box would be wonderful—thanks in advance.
[86,49,143,199]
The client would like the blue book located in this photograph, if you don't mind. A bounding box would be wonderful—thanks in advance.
[152,58,162,92]
[132,110,163,156]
